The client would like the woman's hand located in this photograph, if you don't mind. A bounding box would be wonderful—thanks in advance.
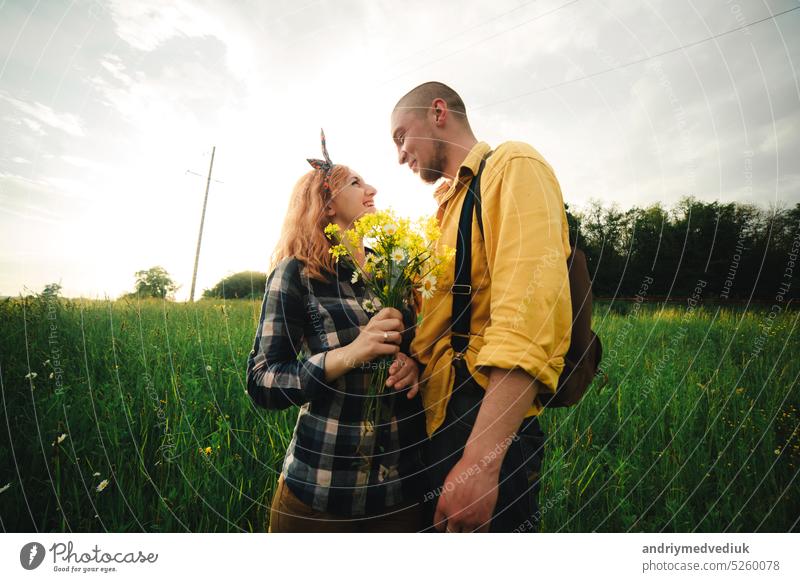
[386,352,420,398]
[344,307,404,367]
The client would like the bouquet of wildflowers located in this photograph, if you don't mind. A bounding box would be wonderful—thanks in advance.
[324,210,453,437]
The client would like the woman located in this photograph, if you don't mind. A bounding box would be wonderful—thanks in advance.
[246,131,427,532]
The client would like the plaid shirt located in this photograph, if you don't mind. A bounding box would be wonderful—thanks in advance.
[246,256,425,517]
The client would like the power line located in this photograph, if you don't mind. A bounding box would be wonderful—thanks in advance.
[384,0,544,71]
[379,0,583,86]
[473,5,800,111]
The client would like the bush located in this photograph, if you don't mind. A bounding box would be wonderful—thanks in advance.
[202,271,267,299]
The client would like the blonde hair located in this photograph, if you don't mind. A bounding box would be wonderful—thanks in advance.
[270,164,351,282]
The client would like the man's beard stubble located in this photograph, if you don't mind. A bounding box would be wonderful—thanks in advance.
[419,139,448,184]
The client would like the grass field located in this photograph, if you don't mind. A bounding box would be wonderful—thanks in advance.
[1,295,798,532]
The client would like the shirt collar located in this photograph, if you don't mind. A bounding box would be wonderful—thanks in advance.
[433,141,492,207]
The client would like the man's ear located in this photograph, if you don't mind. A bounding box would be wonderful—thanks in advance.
[431,98,448,127]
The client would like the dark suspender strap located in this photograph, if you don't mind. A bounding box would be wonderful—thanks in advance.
[451,156,488,357]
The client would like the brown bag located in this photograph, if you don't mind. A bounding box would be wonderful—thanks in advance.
[537,246,605,408]
[453,155,604,409]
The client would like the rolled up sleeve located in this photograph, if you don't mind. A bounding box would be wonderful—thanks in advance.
[474,155,572,392]
[246,260,330,409]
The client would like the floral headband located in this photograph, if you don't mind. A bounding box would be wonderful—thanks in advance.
[306,128,334,197]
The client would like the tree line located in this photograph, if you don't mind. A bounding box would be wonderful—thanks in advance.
[566,197,800,301]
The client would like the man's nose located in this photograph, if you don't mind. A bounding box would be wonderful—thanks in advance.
[397,147,408,165]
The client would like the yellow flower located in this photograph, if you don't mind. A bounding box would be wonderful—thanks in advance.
[52,433,67,446]
[96,479,109,493]
[324,223,341,239]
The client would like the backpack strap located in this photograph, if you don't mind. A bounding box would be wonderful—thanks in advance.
[450,154,490,359]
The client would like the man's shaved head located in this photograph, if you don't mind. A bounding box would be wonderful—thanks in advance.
[393,81,470,127]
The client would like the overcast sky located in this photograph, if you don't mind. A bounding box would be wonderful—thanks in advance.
[1,0,798,300]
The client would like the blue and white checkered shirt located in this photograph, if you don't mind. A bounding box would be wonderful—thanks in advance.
[246,256,426,517]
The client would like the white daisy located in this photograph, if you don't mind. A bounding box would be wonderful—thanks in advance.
[362,299,376,314]
[96,479,109,493]
[391,248,406,264]
[205,365,213,372]
[351,270,359,284]
[419,275,437,299]
[383,223,398,236]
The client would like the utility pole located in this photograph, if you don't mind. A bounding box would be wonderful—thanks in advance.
[189,146,215,302]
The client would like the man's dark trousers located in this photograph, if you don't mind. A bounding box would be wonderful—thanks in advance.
[421,359,547,533]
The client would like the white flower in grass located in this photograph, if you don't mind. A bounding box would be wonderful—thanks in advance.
[205,365,213,372]
[419,275,437,299]
[391,248,406,264]
[43,359,51,367]
[52,433,67,446]
[49,372,54,379]
[351,270,359,284]
[93,472,100,477]
[25,372,37,380]
[0,482,10,494]
[96,479,109,493]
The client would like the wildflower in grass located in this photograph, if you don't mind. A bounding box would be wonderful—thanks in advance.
[199,446,212,456]
[0,483,10,494]
[43,359,51,366]
[206,365,212,372]
[96,479,109,493]
[93,472,100,477]
[49,372,54,379]
[25,372,37,380]
[52,433,67,446]
[735,387,744,395]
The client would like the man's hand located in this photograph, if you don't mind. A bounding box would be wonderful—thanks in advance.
[385,353,420,398]
[433,456,499,532]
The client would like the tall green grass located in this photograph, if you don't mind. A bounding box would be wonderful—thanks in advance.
[1,296,797,532]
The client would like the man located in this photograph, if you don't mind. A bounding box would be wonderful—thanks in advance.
[390,81,572,533]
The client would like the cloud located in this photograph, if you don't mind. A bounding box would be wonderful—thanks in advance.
[0,93,86,137]
[106,0,256,80]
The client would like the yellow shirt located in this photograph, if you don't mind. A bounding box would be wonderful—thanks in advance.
[410,141,573,437]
